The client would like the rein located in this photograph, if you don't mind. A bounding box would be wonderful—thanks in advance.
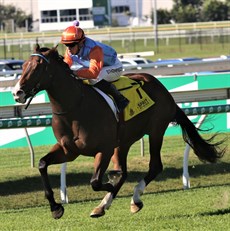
[25,87,39,109]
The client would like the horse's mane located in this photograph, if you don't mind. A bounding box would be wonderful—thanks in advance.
[40,46,74,76]
[40,47,50,52]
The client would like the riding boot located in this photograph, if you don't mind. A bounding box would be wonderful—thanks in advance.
[95,79,129,112]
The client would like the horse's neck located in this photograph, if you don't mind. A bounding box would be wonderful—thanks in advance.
[47,70,82,113]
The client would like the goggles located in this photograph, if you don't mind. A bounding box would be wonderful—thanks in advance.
[65,42,78,48]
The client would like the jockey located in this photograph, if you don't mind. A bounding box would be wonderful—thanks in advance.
[60,21,129,112]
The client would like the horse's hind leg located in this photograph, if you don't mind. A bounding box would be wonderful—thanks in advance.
[39,142,78,219]
[131,126,167,213]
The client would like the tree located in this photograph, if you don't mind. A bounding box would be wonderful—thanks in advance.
[171,0,229,22]
[171,0,203,22]
[0,4,32,32]
[202,0,229,21]
[174,0,204,7]
[171,4,199,22]
[156,9,172,24]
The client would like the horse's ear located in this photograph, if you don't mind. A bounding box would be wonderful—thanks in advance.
[49,44,59,55]
[34,44,40,52]
[50,45,58,54]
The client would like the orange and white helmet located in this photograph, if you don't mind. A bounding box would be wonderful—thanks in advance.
[61,25,85,44]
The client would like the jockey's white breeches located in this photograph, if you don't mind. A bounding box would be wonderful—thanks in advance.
[88,58,123,85]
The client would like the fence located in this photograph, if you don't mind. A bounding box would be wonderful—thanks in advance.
[0,71,229,202]
[1,56,230,86]
[0,22,230,59]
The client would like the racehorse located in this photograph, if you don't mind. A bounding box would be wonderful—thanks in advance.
[12,44,225,219]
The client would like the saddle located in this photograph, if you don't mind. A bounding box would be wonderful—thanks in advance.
[84,76,155,121]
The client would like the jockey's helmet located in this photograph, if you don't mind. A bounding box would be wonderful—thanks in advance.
[61,26,85,44]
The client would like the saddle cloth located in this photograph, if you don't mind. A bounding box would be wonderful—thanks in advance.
[112,76,155,121]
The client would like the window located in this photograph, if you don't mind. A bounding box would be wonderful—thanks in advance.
[79,8,92,21]
[41,10,57,23]
[134,60,146,64]
[60,9,76,22]
[112,6,130,14]
[40,8,92,24]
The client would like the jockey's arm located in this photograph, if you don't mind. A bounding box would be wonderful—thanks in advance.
[74,46,104,79]
[64,49,73,67]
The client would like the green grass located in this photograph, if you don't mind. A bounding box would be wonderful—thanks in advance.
[0,188,229,231]
[0,133,229,230]
[107,36,230,59]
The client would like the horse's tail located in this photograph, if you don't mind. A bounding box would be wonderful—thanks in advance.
[175,105,225,163]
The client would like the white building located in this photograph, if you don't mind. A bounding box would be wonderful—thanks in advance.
[1,0,174,31]
[38,0,94,31]
[111,0,173,26]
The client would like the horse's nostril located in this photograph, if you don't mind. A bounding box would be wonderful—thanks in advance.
[16,90,24,96]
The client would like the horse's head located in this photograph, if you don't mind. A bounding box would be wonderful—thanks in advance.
[12,44,58,104]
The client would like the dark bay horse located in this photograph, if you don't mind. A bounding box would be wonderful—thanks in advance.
[12,45,225,219]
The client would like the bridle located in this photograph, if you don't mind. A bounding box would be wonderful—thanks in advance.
[25,53,51,109]
[24,51,82,115]
[31,53,50,63]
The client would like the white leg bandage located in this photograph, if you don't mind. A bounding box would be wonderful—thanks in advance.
[98,192,113,210]
[131,179,146,204]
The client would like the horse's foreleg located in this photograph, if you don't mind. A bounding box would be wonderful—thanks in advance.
[90,192,113,218]
[90,149,117,218]
[39,158,64,219]
[110,146,129,198]
[90,151,115,192]
[111,147,121,171]
[90,147,129,218]
[39,142,78,219]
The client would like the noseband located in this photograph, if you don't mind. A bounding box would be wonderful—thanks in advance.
[25,53,50,109]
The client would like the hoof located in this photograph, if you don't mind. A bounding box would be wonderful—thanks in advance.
[51,204,64,219]
[130,201,143,214]
[90,206,105,218]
